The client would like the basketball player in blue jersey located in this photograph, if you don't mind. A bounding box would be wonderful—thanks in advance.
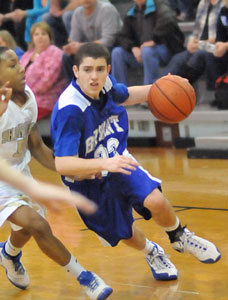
[0,47,113,300]
[51,42,221,297]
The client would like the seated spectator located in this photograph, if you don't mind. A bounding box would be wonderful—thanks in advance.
[168,0,195,21]
[213,0,228,76]
[0,0,33,50]
[20,21,67,120]
[111,0,185,86]
[0,1,16,37]
[162,0,223,91]
[42,0,80,47]
[4,0,50,45]
[62,0,122,83]
[0,30,24,59]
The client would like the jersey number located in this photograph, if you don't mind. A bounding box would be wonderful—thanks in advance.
[94,138,119,176]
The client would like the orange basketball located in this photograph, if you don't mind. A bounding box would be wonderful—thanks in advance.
[147,75,196,123]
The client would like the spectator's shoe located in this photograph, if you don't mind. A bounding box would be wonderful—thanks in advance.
[77,271,113,300]
[171,228,221,263]
[0,242,29,289]
[145,242,178,281]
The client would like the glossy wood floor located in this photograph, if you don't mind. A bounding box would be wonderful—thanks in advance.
[0,147,228,300]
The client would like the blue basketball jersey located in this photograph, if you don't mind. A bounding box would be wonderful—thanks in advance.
[51,75,129,161]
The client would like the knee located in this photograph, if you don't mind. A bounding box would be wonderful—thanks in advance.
[111,47,124,61]
[26,216,52,238]
[141,47,153,59]
[144,189,168,214]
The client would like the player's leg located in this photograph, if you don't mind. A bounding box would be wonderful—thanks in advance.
[144,189,221,263]
[4,205,112,299]
[121,222,178,281]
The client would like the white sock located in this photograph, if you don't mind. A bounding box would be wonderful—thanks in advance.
[142,238,154,255]
[164,217,180,232]
[63,255,86,278]
[5,237,21,256]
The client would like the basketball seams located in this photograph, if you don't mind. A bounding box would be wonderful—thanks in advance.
[162,78,195,111]
[155,79,193,115]
[148,93,178,123]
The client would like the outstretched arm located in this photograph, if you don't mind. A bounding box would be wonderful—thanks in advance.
[123,85,151,106]
[55,155,139,179]
[0,158,96,214]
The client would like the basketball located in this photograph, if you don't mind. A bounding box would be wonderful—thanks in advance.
[147,74,196,124]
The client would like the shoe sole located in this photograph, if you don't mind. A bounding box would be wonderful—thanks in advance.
[151,268,178,281]
[6,272,28,290]
[200,249,221,264]
[97,287,113,300]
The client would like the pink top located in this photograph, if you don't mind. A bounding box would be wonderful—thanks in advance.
[20,44,67,112]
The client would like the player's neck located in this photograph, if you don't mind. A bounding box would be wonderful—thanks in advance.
[12,92,27,106]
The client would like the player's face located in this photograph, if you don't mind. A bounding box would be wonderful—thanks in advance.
[73,56,111,99]
[0,49,26,92]
[32,27,51,50]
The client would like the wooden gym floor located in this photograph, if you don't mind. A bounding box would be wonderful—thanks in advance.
[0,147,227,300]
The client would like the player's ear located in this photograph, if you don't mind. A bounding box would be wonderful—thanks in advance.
[107,64,111,74]
[72,65,79,78]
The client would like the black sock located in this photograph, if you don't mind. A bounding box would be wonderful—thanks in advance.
[166,224,185,243]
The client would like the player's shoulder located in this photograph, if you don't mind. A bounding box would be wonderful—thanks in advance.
[25,85,36,104]
[58,83,91,112]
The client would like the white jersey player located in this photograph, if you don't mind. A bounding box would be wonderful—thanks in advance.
[0,47,112,300]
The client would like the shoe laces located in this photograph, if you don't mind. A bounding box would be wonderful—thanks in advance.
[9,252,25,275]
[182,230,207,254]
[88,276,99,293]
[147,245,172,269]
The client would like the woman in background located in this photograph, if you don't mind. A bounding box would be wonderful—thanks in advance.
[20,21,66,120]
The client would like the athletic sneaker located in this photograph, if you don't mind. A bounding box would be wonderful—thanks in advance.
[145,242,178,281]
[0,242,29,289]
[171,228,221,263]
[77,271,113,300]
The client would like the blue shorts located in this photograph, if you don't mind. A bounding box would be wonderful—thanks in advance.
[63,166,161,246]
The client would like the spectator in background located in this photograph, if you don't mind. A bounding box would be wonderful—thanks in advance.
[20,22,67,120]
[0,1,16,37]
[168,0,195,21]
[3,0,50,45]
[0,0,33,50]
[0,30,24,60]
[62,0,122,83]
[162,0,223,91]
[213,0,228,75]
[42,0,80,47]
[111,0,185,86]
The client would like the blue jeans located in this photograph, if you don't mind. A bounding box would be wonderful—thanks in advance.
[168,0,194,14]
[111,45,171,85]
[162,49,219,90]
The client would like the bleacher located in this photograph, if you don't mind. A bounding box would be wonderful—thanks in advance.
[37,1,228,158]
